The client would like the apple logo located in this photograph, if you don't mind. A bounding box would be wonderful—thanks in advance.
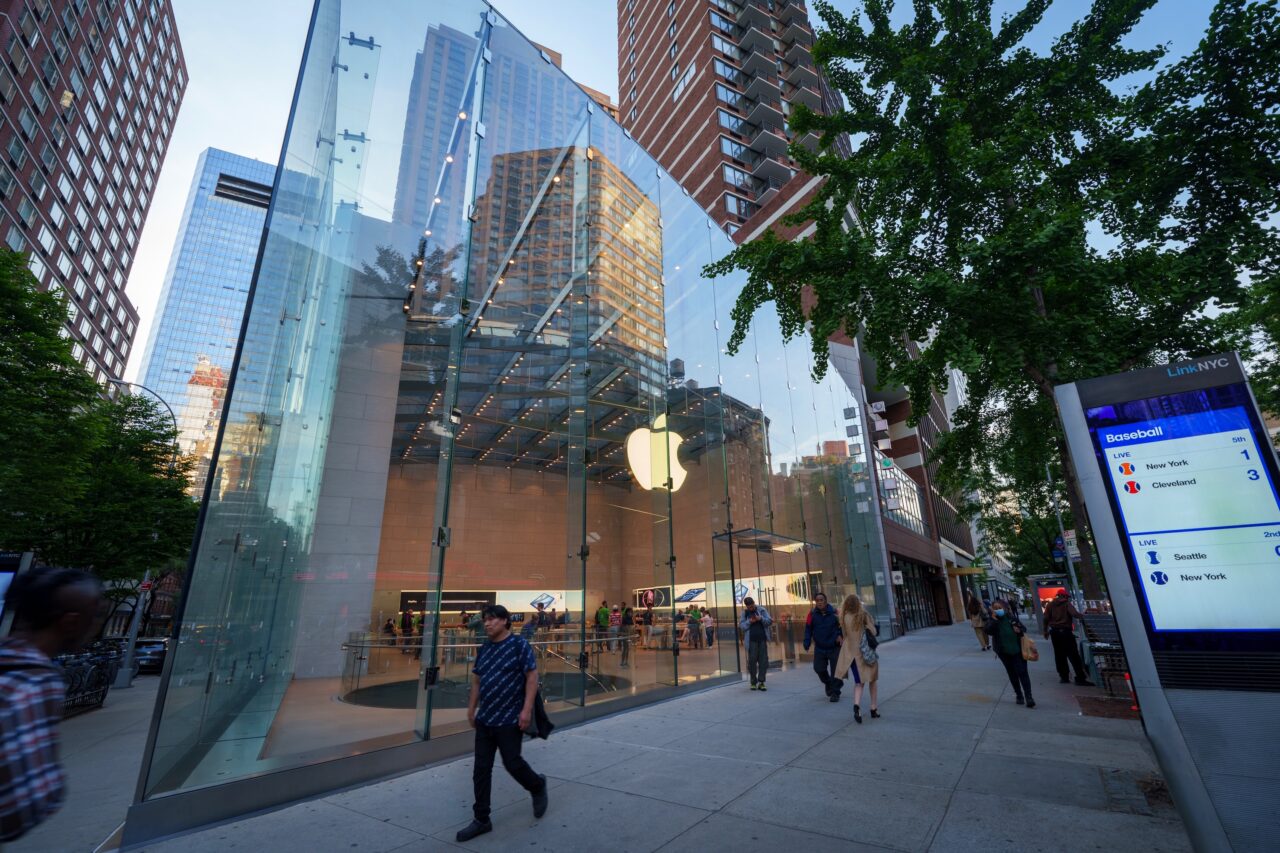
[625,414,687,492]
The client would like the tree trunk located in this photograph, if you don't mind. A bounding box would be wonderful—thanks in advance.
[1056,435,1104,600]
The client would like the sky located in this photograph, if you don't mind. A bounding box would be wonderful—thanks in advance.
[123,0,1213,380]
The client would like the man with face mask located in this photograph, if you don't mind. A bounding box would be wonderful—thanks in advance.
[984,598,1035,708]
[803,592,844,702]
[1,567,105,844]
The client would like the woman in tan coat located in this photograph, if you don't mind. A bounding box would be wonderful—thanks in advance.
[834,594,879,723]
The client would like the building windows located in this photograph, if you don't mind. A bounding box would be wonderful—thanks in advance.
[710,11,736,36]
[720,135,750,161]
[669,41,678,59]
[717,108,746,134]
[4,225,24,252]
[18,197,38,227]
[19,106,39,138]
[713,57,742,85]
[37,225,57,255]
[724,193,758,219]
[668,22,676,39]
[722,164,752,190]
[628,49,635,66]
[629,86,637,103]
[715,83,742,109]
[628,106,638,123]
[0,164,14,199]
[30,81,50,114]
[711,34,740,60]
[672,64,695,101]
[7,136,28,168]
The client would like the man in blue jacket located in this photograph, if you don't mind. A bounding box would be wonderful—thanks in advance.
[803,592,843,702]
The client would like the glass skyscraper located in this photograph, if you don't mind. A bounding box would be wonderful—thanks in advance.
[136,148,275,497]
[125,2,894,843]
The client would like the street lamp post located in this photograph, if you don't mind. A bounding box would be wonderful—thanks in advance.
[106,379,179,688]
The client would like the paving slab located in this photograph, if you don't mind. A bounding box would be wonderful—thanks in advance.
[578,748,778,810]
[929,790,1191,852]
[136,800,424,852]
[956,753,1109,811]
[794,731,975,791]
[429,779,710,851]
[661,720,828,765]
[976,726,1158,773]
[724,765,949,852]
[655,813,893,852]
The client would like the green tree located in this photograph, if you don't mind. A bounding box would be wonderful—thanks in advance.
[36,393,199,585]
[0,249,101,550]
[1,247,199,591]
[706,0,1280,597]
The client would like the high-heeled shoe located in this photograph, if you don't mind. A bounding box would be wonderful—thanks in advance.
[853,703,862,724]
[870,708,880,719]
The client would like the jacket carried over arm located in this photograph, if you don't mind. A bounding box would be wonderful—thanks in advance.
[803,605,843,650]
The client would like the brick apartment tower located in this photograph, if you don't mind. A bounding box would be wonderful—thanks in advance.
[617,0,829,239]
[1,0,186,383]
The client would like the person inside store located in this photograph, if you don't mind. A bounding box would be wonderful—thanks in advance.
[381,618,397,645]
[455,605,548,842]
[701,608,715,648]
[620,602,634,668]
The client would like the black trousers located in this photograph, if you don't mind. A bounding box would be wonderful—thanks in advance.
[812,646,842,696]
[996,650,1032,700]
[472,723,544,822]
[1049,628,1087,681]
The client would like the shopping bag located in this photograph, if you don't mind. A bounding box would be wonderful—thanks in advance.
[1020,634,1039,662]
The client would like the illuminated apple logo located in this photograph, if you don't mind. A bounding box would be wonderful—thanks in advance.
[625,414,687,492]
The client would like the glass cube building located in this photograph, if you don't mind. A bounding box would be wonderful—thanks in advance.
[137,148,275,497]
[128,1,897,841]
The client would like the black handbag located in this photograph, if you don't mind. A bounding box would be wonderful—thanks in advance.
[864,627,879,650]
[527,689,555,740]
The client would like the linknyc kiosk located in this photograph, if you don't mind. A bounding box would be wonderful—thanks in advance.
[1057,353,1280,852]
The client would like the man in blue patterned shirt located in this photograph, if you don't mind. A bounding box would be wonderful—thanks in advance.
[455,604,548,843]
[1,568,104,846]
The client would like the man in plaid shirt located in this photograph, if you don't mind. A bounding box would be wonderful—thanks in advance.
[1,567,104,845]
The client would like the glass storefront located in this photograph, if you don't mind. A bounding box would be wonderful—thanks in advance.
[132,0,896,835]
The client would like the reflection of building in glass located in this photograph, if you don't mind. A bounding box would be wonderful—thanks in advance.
[128,4,895,844]
[137,148,274,497]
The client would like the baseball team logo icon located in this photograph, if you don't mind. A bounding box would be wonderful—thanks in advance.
[1118,462,1135,475]
[1123,480,1141,494]
[1150,571,1169,585]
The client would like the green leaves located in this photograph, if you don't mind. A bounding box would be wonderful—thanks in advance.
[0,248,198,583]
[705,0,1280,593]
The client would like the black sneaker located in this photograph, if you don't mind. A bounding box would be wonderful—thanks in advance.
[1015,695,1025,705]
[456,820,493,842]
[757,683,767,691]
[828,693,839,703]
[1059,677,1070,684]
[1026,698,1037,708]
[532,776,548,818]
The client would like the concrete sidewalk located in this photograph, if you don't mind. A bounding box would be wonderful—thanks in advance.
[128,624,1190,852]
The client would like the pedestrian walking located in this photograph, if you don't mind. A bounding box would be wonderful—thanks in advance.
[803,592,844,702]
[834,594,880,723]
[985,599,1035,708]
[965,592,990,651]
[1042,590,1095,685]
[1,567,105,846]
[739,597,772,691]
[455,605,548,843]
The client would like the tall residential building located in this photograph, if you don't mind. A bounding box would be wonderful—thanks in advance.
[138,148,274,497]
[0,0,186,383]
[618,0,829,238]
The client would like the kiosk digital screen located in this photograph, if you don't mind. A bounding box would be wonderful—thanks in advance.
[1085,381,1280,633]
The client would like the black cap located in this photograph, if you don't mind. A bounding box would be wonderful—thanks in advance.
[482,604,511,623]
